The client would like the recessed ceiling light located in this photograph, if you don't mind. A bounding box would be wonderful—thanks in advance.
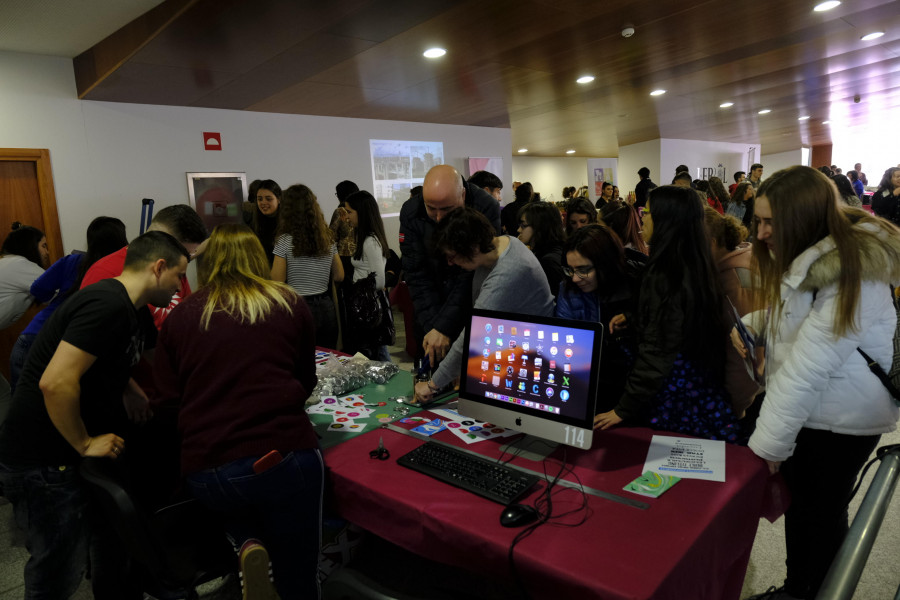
[860,31,884,41]
[758,109,772,114]
[423,47,446,58]
[719,102,734,108]
[650,89,666,96]
[798,115,810,120]
[576,75,595,84]
[813,1,840,11]
[566,149,576,154]
[517,148,528,153]
[822,120,831,124]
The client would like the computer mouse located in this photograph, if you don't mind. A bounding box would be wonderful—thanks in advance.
[500,503,539,528]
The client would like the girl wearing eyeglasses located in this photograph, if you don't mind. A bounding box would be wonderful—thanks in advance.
[556,224,643,413]
[593,186,740,442]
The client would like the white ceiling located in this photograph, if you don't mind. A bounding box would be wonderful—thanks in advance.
[0,0,164,57]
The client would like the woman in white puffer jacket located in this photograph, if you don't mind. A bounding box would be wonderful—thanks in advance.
[740,166,900,600]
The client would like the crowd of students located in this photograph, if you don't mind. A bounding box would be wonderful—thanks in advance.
[0,162,898,599]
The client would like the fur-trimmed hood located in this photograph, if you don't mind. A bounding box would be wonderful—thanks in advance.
[787,221,900,293]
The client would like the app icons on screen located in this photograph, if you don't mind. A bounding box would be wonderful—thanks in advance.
[505,379,513,388]
[518,368,528,378]
[481,374,486,383]
[508,353,515,362]
[494,364,501,372]
[560,390,570,402]
[565,348,574,358]
[545,387,555,398]
[533,370,541,381]
[538,330,545,340]
[552,332,559,342]
[483,348,490,358]
[518,381,526,391]
[535,357,543,367]
[495,351,502,360]
[496,338,503,346]
[481,361,489,370]
[549,360,556,370]
[492,375,500,386]
[532,384,541,394]
[521,356,528,366]
[484,336,491,345]
[563,363,571,373]
[562,376,570,386]
[498,325,504,334]
[550,346,558,356]
[509,340,517,349]
[547,373,555,384]
[524,329,531,337]
[511,327,517,335]
[485,323,492,332]
[506,366,514,376]
[522,342,530,351]
[566,334,575,344]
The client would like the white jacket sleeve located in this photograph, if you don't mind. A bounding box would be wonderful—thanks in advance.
[749,282,890,461]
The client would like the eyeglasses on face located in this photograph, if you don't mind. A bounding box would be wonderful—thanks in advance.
[562,265,595,279]
[518,222,531,229]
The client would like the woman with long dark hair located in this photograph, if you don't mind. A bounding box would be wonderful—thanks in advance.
[271,184,344,348]
[831,173,862,207]
[600,199,648,261]
[9,217,127,391]
[740,166,900,599]
[0,223,49,331]
[593,186,739,442]
[871,166,900,226]
[154,224,323,600]
[517,201,567,296]
[594,181,614,209]
[343,190,393,361]
[556,224,643,412]
[727,181,756,229]
[246,179,282,265]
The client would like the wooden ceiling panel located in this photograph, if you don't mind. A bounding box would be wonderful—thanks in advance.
[77,0,900,157]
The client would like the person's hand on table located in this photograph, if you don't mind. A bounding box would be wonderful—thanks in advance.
[593,409,622,430]
[423,329,450,367]
[413,381,435,405]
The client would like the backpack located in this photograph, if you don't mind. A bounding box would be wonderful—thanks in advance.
[857,286,900,406]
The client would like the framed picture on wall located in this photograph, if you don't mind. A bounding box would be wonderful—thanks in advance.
[185,172,248,234]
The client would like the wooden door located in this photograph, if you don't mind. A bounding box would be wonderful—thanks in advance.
[0,149,63,380]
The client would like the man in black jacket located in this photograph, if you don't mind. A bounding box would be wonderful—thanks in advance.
[399,165,501,366]
[634,167,656,209]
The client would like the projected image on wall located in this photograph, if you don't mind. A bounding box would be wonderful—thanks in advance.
[370,139,444,216]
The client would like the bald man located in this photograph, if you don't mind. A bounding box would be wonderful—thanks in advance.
[399,165,501,366]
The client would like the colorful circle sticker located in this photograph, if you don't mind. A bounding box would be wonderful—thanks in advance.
[349,424,363,429]
[491,428,504,434]
[461,420,474,426]
[347,412,360,418]
[469,426,482,432]
[323,398,337,404]
[378,402,387,406]
[329,423,345,429]
[484,423,495,428]
[447,422,461,428]
[375,413,389,419]
[479,430,492,437]
[336,417,350,422]
[352,402,365,407]
[378,417,392,423]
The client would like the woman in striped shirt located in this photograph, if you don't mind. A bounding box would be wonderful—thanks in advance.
[271,184,344,349]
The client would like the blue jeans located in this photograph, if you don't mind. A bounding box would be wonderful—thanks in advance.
[9,333,37,395]
[0,462,89,599]
[186,448,325,599]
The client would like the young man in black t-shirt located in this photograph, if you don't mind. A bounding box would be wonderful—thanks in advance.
[0,231,189,599]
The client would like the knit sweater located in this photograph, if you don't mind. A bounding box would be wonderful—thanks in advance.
[153,288,319,475]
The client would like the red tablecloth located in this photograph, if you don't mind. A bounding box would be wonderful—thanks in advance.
[324,422,776,600]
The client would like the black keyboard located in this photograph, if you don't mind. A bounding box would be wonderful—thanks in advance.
[397,441,540,505]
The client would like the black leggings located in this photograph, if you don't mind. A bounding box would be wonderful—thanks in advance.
[304,292,339,350]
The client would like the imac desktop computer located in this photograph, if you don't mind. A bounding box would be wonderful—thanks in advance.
[457,308,603,457]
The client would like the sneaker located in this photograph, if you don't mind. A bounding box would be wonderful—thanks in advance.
[745,585,803,600]
[239,540,280,600]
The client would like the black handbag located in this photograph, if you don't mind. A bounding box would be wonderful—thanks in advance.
[345,273,383,330]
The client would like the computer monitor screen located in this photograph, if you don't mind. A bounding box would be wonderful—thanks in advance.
[457,309,602,451]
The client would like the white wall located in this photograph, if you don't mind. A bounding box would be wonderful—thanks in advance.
[618,139,661,198]
[511,156,592,204]
[761,149,804,177]
[660,138,758,185]
[0,50,512,254]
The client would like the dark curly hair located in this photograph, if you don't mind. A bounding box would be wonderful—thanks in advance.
[432,207,495,261]
[276,184,333,257]
[2,223,45,267]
